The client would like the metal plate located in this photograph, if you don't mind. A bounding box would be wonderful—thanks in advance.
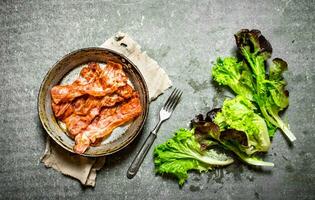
[38,47,149,157]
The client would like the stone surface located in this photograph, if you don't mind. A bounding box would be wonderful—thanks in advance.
[0,0,314,199]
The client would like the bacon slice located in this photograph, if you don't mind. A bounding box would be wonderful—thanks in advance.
[64,107,100,138]
[102,61,128,88]
[51,61,142,154]
[63,93,126,137]
[51,62,102,119]
[79,62,103,82]
[73,93,142,154]
[73,85,133,116]
[51,77,107,104]
[62,85,134,137]
[51,61,128,104]
[116,84,134,99]
[52,102,73,119]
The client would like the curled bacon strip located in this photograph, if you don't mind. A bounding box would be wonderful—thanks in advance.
[74,93,142,154]
[51,62,142,154]
[51,61,128,104]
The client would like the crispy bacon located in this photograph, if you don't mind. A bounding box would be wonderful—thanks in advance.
[55,84,133,120]
[51,61,128,104]
[73,93,142,154]
[51,61,142,154]
[63,93,126,137]
[51,102,73,119]
[51,77,107,104]
[116,84,134,99]
[64,107,100,138]
[79,62,103,82]
[73,87,132,116]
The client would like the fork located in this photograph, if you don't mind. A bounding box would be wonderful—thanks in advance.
[127,88,183,179]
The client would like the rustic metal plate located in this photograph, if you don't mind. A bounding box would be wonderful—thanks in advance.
[38,47,149,157]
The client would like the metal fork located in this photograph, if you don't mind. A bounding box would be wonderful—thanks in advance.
[127,88,183,179]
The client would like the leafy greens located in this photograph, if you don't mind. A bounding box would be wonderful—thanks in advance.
[191,104,274,167]
[212,29,295,141]
[213,96,271,155]
[154,128,234,185]
[153,29,292,186]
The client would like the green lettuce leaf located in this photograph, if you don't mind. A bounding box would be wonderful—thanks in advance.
[213,96,271,155]
[221,141,274,167]
[154,128,234,185]
[191,112,274,167]
[212,57,255,101]
[235,29,295,142]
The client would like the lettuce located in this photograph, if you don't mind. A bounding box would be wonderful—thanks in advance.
[213,96,271,155]
[212,57,254,101]
[235,29,295,141]
[212,29,295,141]
[153,29,291,186]
[154,129,233,185]
[220,141,274,167]
[191,99,274,167]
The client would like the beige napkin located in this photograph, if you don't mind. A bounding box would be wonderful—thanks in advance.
[100,32,172,100]
[41,32,172,186]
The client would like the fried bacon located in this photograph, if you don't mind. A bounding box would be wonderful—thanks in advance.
[51,102,73,119]
[51,61,142,154]
[73,93,142,154]
[64,93,126,137]
[73,90,131,116]
[51,61,128,104]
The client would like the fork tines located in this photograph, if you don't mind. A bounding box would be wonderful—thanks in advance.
[163,88,183,111]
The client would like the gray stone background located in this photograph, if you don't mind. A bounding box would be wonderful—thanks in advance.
[0,0,314,199]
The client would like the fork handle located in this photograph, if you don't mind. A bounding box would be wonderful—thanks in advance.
[127,132,157,179]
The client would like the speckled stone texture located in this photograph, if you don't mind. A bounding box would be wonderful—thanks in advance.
[0,0,314,199]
